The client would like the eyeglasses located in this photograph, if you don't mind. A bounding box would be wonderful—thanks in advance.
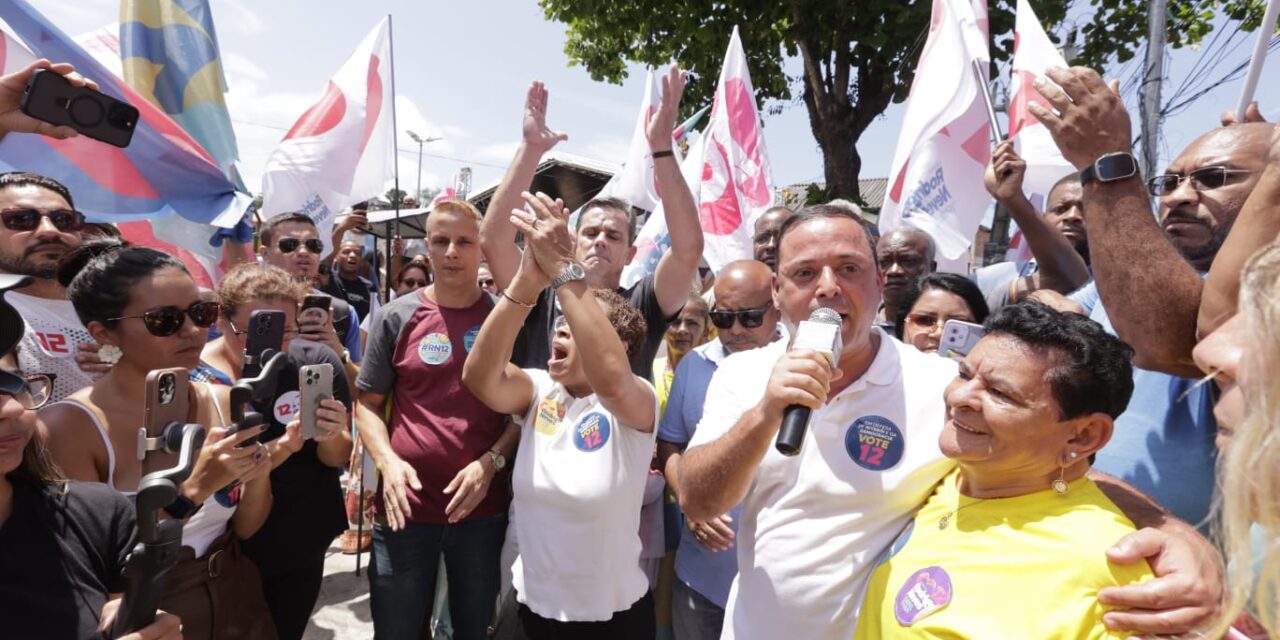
[401,279,428,288]
[709,306,771,329]
[0,371,55,410]
[0,208,86,232]
[905,312,972,331]
[109,301,221,337]
[1146,166,1253,197]
[277,238,324,254]
[478,278,495,287]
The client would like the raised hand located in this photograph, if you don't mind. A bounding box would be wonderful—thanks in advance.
[0,59,99,139]
[522,81,569,154]
[647,64,687,153]
[1027,67,1131,170]
[983,141,1028,203]
[510,191,575,279]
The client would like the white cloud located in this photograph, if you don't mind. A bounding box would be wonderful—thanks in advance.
[211,0,264,37]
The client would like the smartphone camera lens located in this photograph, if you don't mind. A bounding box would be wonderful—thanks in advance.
[67,96,105,128]
[107,103,138,131]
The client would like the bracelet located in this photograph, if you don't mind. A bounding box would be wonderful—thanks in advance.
[502,291,536,308]
[652,149,675,159]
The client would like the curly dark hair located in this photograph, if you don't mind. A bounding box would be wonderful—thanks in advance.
[985,302,1135,420]
[591,288,647,359]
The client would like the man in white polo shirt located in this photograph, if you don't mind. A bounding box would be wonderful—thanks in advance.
[679,205,1222,640]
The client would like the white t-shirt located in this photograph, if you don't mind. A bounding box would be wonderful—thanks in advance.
[512,368,659,622]
[6,291,98,402]
[688,329,959,640]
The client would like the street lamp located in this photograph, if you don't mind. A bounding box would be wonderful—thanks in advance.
[406,130,442,207]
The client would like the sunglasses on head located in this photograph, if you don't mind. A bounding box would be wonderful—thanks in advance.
[0,370,55,410]
[0,208,86,233]
[277,238,324,254]
[709,305,771,330]
[109,300,221,337]
[1146,166,1253,197]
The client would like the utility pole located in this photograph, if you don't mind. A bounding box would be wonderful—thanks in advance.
[406,130,442,205]
[1139,0,1168,179]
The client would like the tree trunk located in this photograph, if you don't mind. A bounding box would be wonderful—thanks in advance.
[814,119,860,203]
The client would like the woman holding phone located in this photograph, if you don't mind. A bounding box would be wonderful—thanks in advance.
[39,239,286,640]
[196,262,352,640]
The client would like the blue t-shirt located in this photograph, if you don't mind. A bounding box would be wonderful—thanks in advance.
[657,339,744,609]
[1069,281,1217,527]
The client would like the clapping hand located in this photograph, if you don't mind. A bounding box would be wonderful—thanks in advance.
[510,191,575,280]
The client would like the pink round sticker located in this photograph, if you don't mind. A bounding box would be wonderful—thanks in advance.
[894,566,952,627]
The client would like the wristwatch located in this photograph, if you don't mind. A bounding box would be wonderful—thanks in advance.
[1079,151,1139,186]
[163,494,202,520]
[340,348,351,364]
[551,263,586,289]
[487,448,507,472]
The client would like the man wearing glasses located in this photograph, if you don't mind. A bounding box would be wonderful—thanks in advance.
[1029,66,1275,526]
[257,212,363,381]
[657,259,779,640]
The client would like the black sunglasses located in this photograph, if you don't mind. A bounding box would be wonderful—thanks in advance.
[0,208,86,232]
[1146,166,1253,197]
[278,238,324,254]
[0,371,55,410]
[709,305,771,330]
[109,301,221,337]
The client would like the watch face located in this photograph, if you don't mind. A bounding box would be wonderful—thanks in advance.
[1096,153,1138,182]
[569,263,585,279]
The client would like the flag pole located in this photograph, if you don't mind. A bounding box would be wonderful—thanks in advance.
[971,59,1004,142]
[385,13,399,304]
[1236,0,1280,121]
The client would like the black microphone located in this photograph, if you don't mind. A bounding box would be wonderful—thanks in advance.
[775,307,843,457]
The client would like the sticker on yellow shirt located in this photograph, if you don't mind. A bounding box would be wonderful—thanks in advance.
[845,415,905,471]
[573,412,611,452]
[534,396,565,435]
[418,333,453,365]
[895,566,952,626]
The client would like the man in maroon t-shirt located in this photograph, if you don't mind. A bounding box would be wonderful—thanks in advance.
[356,200,520,640]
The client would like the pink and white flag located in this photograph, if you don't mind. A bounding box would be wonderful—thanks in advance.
[598,69,673,213]
[697,26,774,271]
[1005,0,1076,263]
[261,18,395,253]
[880,0,993,261]
[620,134,704,288]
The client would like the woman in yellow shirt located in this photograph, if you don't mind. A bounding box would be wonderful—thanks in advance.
[856,303,1154,640]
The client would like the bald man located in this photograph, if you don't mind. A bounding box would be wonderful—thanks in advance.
[657,259,780,639]
[874,226,936,329]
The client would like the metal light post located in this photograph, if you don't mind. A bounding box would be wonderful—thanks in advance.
[406,130,442,206]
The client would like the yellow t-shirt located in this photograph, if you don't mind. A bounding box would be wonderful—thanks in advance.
[855,469,1155,640]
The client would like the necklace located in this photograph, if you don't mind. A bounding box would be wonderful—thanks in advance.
[937,500,983,530]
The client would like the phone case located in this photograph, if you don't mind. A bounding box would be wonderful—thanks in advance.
[299,294,331,327]
[940,320,986,359]
[144,368,190,434]
[21,70,138,147]
[299,363,334,440]
[243,309,286,377]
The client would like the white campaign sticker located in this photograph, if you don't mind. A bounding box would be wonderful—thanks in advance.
[274,390,301,424]
[418,333,453,365]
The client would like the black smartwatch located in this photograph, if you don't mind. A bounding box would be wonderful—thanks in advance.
[1079,151,1139,186]
[163,494,201,520]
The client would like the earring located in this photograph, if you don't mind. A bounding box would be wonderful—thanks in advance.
[1052,466,1069,495]
[97,344,122,365]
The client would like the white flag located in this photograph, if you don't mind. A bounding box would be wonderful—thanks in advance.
[597,69,673,212]
[697,26,775,271]
[620,136,704,288]
[261,18,395,252]
[880,0,993,260]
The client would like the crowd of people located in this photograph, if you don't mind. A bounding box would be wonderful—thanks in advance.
[0,51,1277,640]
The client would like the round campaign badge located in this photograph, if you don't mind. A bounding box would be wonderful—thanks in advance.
[573,412,612,452]
[845,415,905,471]
[273,390,301,425]
[418,333,453,365]
[894,566,953,627]
[463,325,481,352]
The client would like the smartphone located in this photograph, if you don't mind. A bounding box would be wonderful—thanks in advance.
[299,363,334,440]
[21,70,139,147]
[299,294,331,328]
[141,368,189,461]
[243,309,286,378]
[940,319,986,359]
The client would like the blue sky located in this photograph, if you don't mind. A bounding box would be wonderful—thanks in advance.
[21,0,1280,200]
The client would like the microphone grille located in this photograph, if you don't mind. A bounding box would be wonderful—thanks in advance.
[809,307,841,325]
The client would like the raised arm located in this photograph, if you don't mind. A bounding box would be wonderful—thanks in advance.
[1199,138,1280,336]
[648,65,703,316]
[479,82,569,290]
[983,141,1089,299]
[461,245,543,416]
[1031,67,1204,377]
[512,192,655,430]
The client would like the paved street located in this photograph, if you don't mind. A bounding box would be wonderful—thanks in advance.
[303,542,374,640]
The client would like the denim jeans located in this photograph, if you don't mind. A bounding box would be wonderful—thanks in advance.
[369,513,507,640]
[671,580,725,640]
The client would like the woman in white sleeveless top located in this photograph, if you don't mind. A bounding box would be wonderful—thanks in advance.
[39,239,298,640]
[464,198,659,640]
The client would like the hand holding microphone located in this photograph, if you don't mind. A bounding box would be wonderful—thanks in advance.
[773,308,843,456]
